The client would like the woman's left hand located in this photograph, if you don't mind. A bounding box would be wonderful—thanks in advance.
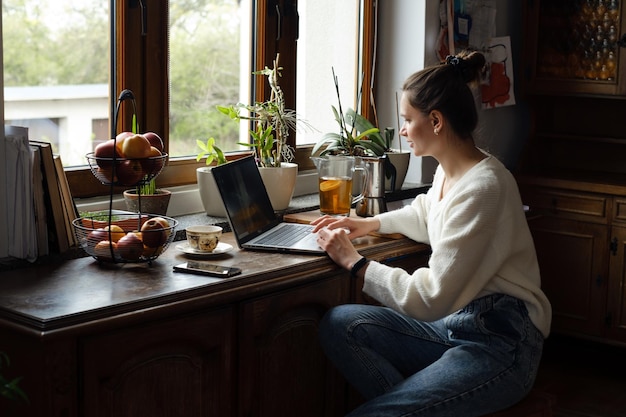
[316,226,363,271]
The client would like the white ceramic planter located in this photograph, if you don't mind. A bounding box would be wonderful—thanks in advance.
[258,162,298,211]
[385,150,411,192]
[196,166,227,217]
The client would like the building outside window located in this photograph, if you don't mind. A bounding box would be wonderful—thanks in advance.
[2,0,367,198]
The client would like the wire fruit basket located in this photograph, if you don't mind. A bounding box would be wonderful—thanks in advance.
[73,212,178,263]
[72,89,177,264]
[85,152,168,186]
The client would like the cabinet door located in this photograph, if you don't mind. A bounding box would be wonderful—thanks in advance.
[81,307,235,417]
[528,216,608,337]
[524,0,626,96]
[607,226,626,342]
[238,274,350,417]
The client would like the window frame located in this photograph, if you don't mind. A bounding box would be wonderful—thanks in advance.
[67,0,377,199]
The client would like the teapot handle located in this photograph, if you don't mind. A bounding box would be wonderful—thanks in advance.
[351,165,369,205]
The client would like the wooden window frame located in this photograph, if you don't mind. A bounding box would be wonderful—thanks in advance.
[68,0,376,199]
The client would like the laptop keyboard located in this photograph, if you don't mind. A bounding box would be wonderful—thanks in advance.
[255,224,314,247]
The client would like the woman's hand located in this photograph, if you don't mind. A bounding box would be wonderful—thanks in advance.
[311,215,380,240]
[312,215,380,270]
[315,226,362,270]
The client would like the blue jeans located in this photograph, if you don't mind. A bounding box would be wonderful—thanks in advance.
[319,294,544,417]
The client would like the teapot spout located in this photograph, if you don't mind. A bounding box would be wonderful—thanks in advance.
[310,156,323,170]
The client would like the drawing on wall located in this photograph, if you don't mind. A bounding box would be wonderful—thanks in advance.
[481,36,516,109]
[436,0,515,109]
[436,0,496,60]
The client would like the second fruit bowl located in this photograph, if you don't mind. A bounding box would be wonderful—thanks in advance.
[73,212,178,263]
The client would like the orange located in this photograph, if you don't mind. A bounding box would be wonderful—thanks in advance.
[104,224,125,242]
[319,179,341,192]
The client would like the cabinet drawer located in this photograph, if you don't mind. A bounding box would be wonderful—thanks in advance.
[613,199,626,223]
[522,189,608,222]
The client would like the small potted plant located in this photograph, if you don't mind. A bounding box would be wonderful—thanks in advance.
[196,137,229,216]
[123,180,172,216]
[121,131,172,215]
[217,53,306,211]
[1,351,28,405]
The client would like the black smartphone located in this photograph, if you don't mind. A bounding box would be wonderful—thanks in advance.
[173,261,242,278]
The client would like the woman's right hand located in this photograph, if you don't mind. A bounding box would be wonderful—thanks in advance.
[311,215,380,240]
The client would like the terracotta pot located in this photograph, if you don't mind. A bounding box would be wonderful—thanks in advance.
[258,162,298,211]
[196,166,227,217]
[123,189,171,215]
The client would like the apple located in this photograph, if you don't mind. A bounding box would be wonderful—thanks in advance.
[116,159,144,185]
[151,216,170,229]
[94,240,118,260]
[140,218,167,248]
[115,131,134,156]
[96,166,118,184]
[117,232,144,260]
[151,216,171,238]
[141,146,164,174]
[142,244,164,258]
[143,132,164,152]
[122,134,152,158]
[94,139,122,168]
[87,228,109,244]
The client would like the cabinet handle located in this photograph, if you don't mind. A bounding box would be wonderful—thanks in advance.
[619,34,626,48]
[610,237,618,256]
[596,275,603,287]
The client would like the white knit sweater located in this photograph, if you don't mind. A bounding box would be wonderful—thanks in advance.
[365,155,552,337]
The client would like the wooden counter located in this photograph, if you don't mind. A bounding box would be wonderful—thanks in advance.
[0,225,430,417]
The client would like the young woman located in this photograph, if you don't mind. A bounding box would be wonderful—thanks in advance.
[312,51,552,416]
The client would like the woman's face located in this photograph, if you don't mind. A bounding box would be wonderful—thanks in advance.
[399,92,436,157]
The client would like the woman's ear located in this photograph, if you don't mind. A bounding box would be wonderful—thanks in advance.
[430,110,443,130]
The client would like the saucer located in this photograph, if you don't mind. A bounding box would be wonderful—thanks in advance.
[176,242,233,257]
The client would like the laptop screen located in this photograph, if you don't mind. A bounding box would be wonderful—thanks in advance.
[212,156,280,243]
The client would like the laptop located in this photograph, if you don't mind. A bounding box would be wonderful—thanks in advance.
[211,155,325,254]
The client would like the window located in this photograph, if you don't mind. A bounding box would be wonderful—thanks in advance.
[2,0,376,199]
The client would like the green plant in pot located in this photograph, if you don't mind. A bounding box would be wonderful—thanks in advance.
[312,69,385,158]
[123,182,172,216]
[196,137,229,217]
[1,351,27,404]
[312,70,409,191]
[217,53,298,168]
[217,53,306,211]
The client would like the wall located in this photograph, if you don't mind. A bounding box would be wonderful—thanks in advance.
[375,0,529,184]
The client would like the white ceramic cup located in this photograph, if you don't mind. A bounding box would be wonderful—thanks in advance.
[186,225,223,252]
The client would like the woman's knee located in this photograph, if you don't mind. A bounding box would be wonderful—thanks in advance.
[319,304,376,349]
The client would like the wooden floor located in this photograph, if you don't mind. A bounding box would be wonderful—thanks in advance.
[533,334,626,417]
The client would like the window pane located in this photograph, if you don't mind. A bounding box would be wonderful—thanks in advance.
[168,0,250,158]
[2,0,109,167]
[296,0,360,145]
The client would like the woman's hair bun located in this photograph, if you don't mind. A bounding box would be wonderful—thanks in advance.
[445,50,486,84]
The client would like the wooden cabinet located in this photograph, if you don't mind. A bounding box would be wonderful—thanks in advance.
[81,308,235,417]
[238,274,350,417]
[0,231,430,417]
[523,0,626,96]
[607,221,626,342]
[525,211,608,337]
[520,1,626,346]
[520,183,626,344]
